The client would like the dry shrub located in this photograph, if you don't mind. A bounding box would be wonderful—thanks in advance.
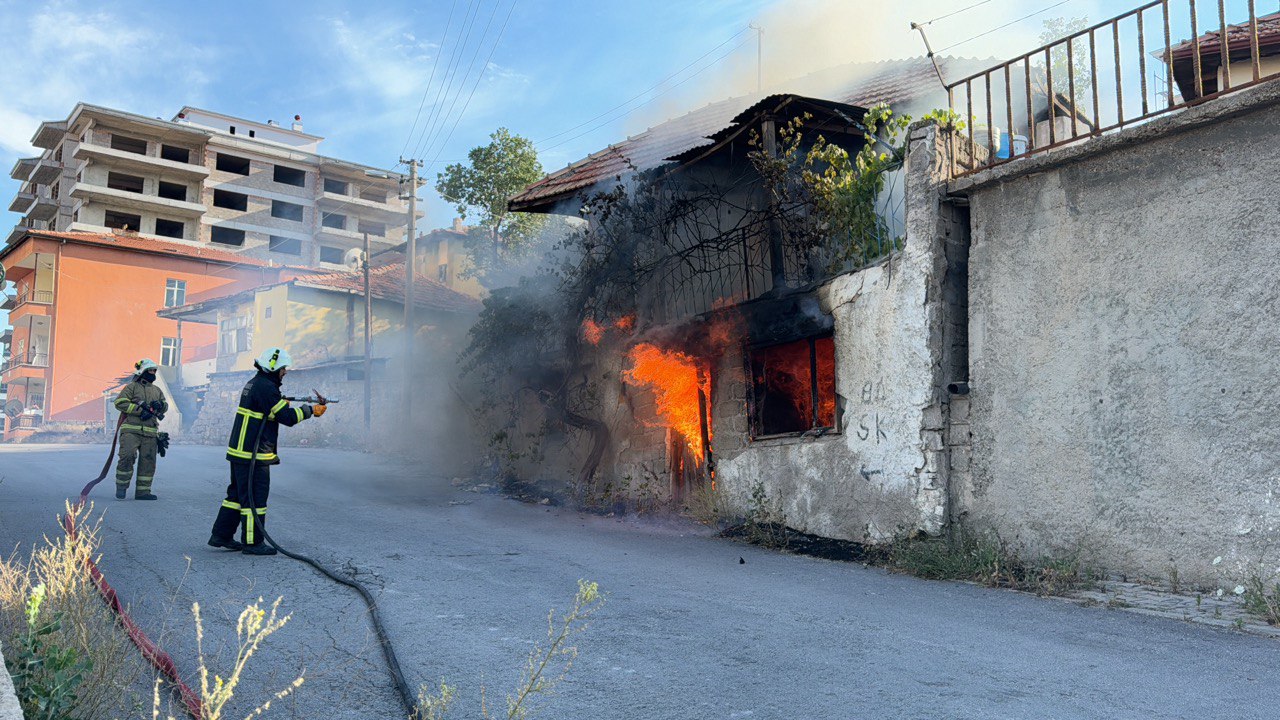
[0,501,147,719]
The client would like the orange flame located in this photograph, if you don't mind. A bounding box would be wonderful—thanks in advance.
[624,343,710,459]
[614,315,635,332]
[581,318,606,345]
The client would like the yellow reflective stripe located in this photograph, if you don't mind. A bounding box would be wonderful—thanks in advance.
[226,448,278,461]
[236,414,249,453]
[237,407,265,419]
[221,500,241,510]
[241,510,254,544]
[121,424,159,435]
[294,408,304,423]
[254,507,267,515]
[267,399,289,420]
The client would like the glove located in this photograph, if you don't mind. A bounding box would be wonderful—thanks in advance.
[311,404,327,417]
[156,432,170,458]
[138,406,155,421]
[148,400,166,421]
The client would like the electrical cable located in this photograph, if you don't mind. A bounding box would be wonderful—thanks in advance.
[915,0,994,27]
[401,0,461,159]
[417,0,506,164]
[937,0,1071,52]
[423,0,520,169]
[411,0,487,161]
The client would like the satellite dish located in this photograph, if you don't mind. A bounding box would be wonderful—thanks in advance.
[0,263,6,286]
[4,399,23,418]
[342,247,367,270]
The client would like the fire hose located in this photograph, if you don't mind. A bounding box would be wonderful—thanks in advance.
[64,396,417,719]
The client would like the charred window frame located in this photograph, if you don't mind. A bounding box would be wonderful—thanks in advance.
[747,335,838,439]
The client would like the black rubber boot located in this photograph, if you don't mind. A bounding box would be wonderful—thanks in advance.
[116,486,127,499]
[241,544,277,556]
[135,492,158,501]
[208,535,245,551]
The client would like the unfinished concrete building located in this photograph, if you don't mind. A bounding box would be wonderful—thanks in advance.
[7,104,414,269]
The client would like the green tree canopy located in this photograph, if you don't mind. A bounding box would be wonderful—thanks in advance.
[435,127,546,281]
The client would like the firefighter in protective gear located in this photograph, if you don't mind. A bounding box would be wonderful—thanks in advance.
[208,347,326,555]
[113,358,167,500]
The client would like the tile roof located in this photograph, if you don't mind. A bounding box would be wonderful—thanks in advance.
[293,261,480,313]
[511,56,988,211]
[1166,10,1280,60]
[12,230,273,267]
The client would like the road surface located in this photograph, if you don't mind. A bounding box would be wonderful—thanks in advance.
[0,444,1277,719]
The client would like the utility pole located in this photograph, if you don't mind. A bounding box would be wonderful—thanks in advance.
[362,231,372,430]
[399,158,422,425]
[750,23,763,93]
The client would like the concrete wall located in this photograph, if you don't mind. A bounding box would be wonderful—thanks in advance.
[0,643,21,720]
[711,124,964,541]
[957,83,1280,585]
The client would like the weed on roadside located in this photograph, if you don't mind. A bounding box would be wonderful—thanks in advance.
[1242,575,1280,625]
[888,532,1094,595]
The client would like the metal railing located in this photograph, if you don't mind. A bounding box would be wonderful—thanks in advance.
[3,351,50,370]
[13,288,53,306]
[947,0,1280,175]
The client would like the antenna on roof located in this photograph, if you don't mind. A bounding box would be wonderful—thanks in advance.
[910,22,949,88]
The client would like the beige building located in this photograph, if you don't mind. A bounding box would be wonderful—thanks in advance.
[7,104,416,268]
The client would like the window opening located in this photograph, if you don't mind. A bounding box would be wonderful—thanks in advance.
[160,145,190,163]
[357,219,386,237]
[273,165,306,187]
[157,181,187,201]
[269,235,302,255]
[323,178,349,194]
[215,154,251,175]
[110,134,147,155]
[106,172,144,193]
[321,213,346,230]
[104,210,142,231]
[271,200,304,222]
[319,245,345,264]
[155,218,185,239]
[749,336,837,437]
[210,226,245,246]
[213,189,248,211]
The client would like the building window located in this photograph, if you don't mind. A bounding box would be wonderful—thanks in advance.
[110,134,148,155]
[164,279,187,308]
[107,172,145,193]
[229,126,236,135]
[213,189,248,211]
[273,165,306,187]
[155,218,185,239]
[219,315,251,354]
[319,245,345,264]
[271,200,304,222]
[104,210,142,231]
[210,226,246,246]
[160,337,180,366]
[269,235,302,256]
[357,219,386,237]
[157,181,187,201]
[438,264,448,283]
[249,129,256,138]
[749,336,837,438]
[323,178,349,195]
[321,213,346,230]
[160,144,190,163]
[216,153,251,175]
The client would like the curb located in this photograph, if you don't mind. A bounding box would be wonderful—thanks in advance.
[0,645,23,720]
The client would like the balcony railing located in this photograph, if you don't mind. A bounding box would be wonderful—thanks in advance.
[947,0,1280,175]
[10,415,43,430]
[6,350,50,369]
[13,289,53,307]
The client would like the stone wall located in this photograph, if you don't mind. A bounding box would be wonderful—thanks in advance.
[956,82,1280,585]
[707,124,966,542]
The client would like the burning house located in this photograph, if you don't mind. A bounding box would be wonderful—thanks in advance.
[502,58,977,542]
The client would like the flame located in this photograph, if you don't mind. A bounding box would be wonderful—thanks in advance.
[581,318,606,345]
[614,315,635,332]
[624,343,710,459]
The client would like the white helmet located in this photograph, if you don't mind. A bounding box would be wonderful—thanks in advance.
[255,347,293,372]
[133,358,159,375]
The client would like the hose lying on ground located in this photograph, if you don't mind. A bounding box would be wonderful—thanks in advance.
[238,417,418,717]
[65,414,205,718]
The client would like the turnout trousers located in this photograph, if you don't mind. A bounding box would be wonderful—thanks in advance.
[210,462,271,546]
[116,431,158,493]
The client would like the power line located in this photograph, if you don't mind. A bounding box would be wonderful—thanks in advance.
[400,0,460,158]
[411,0,488,160]
[537,35,753,155]
[916,0,994,27]
[424,0,520,169]
[937,0,1071,53]
[408,0,484,160]
[535,27,750,146]
[419,0,507,163]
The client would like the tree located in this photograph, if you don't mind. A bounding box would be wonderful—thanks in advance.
[435,127,546,282]
[1039,17,1093,109]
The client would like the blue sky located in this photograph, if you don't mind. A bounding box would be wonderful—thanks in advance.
[0,0,1182,228]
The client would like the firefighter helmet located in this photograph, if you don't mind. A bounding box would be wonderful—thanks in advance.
[133,358,159,375]
[255,347,293,372]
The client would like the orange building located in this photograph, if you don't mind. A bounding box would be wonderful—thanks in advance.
[0,230,285,440]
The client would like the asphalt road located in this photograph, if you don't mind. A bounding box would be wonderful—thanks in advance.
[1,444,1278,720]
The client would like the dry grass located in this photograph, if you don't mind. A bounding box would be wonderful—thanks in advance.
[0,501,147,719]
